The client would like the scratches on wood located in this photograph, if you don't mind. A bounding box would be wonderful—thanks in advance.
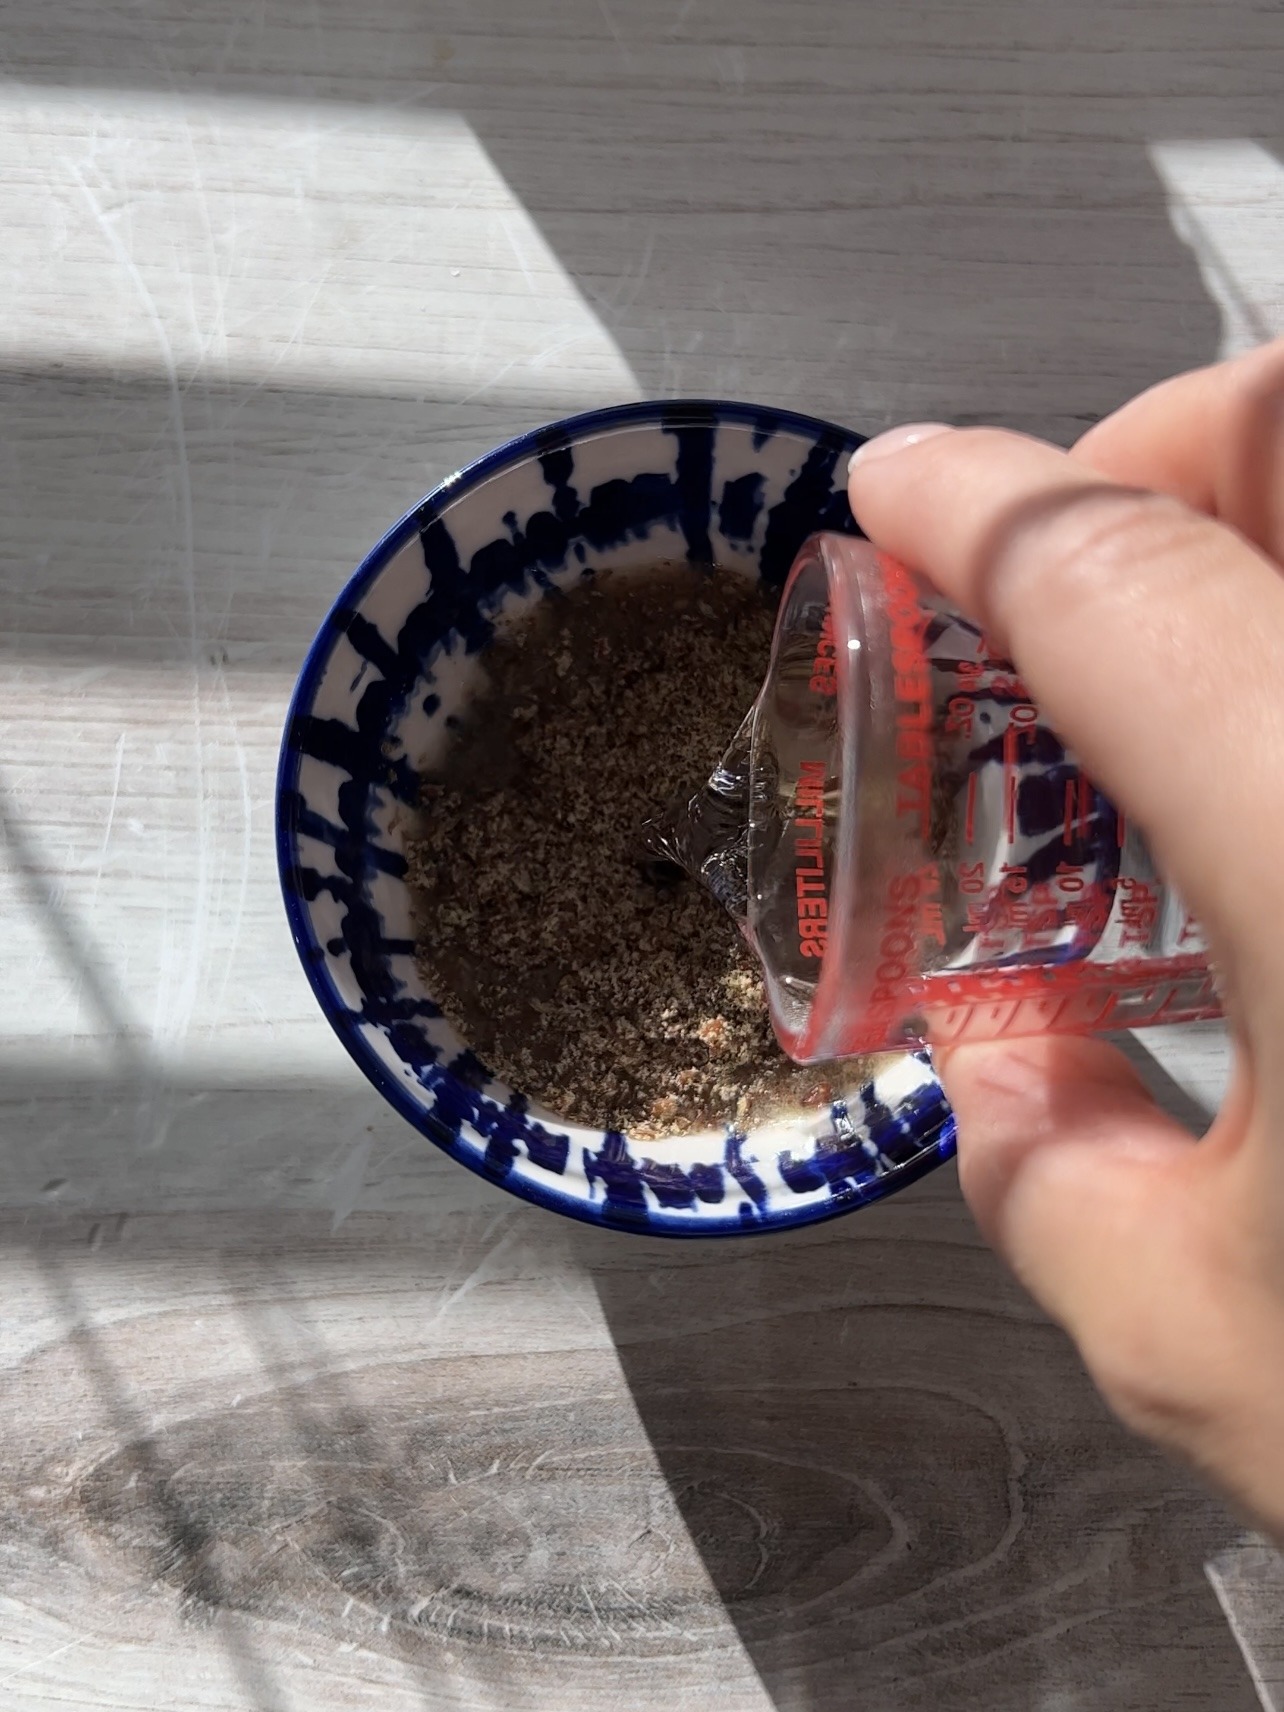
[0,1191,1263,1709]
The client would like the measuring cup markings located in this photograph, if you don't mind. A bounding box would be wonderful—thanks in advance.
[809,609,839,696]
[792,759,829,961]
[653,533,1220,1059]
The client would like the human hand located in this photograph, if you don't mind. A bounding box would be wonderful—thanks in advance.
[846,339,1284,1539]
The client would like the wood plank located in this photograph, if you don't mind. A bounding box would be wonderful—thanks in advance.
[0,1175,1261,1710]
[0,0,1280,1703]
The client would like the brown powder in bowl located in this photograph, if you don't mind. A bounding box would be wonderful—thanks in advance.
[407,564,872,1138]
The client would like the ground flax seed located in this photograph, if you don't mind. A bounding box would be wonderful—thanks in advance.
[408,565,868,1139]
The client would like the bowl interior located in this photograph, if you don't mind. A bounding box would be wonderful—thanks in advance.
[278,402,955,1235]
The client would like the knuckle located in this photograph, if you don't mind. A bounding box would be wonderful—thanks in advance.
[1224,343,1284,456]
[1072,1206,1272,1473]
[998,487,1208,629]
[1231,334,1284,399]
[1084,1336,1216,1451]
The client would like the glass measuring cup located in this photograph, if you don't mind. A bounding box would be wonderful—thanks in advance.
[714,533,1220,1061]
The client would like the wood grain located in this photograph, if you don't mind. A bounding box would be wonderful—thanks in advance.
[0,0,1281,1704]
[1209,1542,1284,1712]
[0,1173,1262,1710]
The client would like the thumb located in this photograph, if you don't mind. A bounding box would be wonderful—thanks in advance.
[941,1033,1284,1531]
[945,1032,1194,1292]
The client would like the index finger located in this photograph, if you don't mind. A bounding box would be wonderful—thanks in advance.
[1073,339,1284,560]
[846,426,1284,1012]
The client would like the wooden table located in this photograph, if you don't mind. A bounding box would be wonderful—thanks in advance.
[2,3,1281,1706]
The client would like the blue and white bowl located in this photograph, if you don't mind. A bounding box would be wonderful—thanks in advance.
[277,401,956,1236]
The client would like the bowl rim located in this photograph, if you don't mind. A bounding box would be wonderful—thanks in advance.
[275,397,954,1238]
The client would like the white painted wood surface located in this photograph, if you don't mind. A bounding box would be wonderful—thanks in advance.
[0,2,1280,1706]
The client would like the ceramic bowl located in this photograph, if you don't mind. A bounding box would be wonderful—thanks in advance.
[276,401,955,1235]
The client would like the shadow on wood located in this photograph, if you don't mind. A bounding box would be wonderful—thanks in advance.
[0,1181,1262,1709]
[592,1188,1259,1711]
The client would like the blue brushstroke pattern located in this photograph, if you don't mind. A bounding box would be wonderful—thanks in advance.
[278,400,955,1239]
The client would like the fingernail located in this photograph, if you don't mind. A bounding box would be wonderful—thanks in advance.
[848,422,953,474]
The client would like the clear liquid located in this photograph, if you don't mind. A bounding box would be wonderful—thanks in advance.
[651,537,1216,1059]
